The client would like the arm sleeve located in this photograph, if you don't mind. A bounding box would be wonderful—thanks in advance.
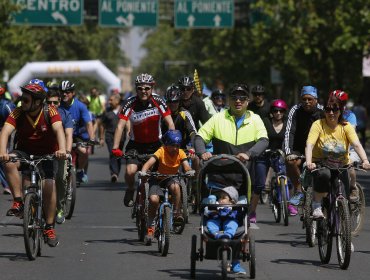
[197,98,211,125]
[283,105,298,155]
[49,106,62,123]
[80,103,92,123]
[247,138,269,158]
[344,123,359,144]
[194,135,207,155]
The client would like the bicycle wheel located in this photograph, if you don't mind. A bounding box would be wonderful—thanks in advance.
[304,186,316,247]
[181,183,189,224]
[221,249,228,280]
[336,199,351,269]
[318,202,332,264]
[271,184,281,223]
[23,192,41,261]
[279,178,289,226]
[190,235,197,279]
[350,183,365,236]
[158,206,171,256]
[249,232,256,279]
[64,167,77,219]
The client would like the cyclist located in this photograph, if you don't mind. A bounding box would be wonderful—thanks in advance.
[248,85,271,119]
[0,82,15,195]
[203,89,227,116]
[100,93,129,182]
[60,80,95,183]
[178,76,210,130]
[46,83,74,224]
[305,94,370,218]
[253,99,298,216]
[111,73,175,207]
[86,87,106,138]
[139,130,194,245]
[284,86,323,207]
[194,84,268,274]
[0,82,66,247]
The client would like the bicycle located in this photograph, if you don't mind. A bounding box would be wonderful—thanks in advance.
[64,154,76,220]
[265,149,291,226]
[141,171,194,256]
[6,154,56,261]
[349,180,366,236]
[314,163,364,269]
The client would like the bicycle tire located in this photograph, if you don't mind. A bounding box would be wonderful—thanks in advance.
[65,167,77,219]
[221,249,228,280]
[160,206,171,256]
[279,178,289,226]
[272,185,281,223]
[336,198,351,269]
[190,234,197,278]
[350,183,365,236]
[304,186,316,247]
[23,192,41,261]
[318,202,332,264]
[181,183,189,224]
[249,232,256,279]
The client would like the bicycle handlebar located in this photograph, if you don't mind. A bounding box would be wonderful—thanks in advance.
[3,154,56,164]
[137,171,195,179]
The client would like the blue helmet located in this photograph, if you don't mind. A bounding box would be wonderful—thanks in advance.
[163,130,182,146]
[29,79,48,93]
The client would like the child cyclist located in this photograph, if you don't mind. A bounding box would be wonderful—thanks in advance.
[139,130,194,245]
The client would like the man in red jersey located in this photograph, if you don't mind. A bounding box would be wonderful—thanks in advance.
[0,82,66,247]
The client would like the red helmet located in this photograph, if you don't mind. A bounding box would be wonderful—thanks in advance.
[20,84,47,100]
[271,99,288,111]
[329,90,348,102]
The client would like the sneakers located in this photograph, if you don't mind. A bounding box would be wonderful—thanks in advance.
[56,209,65,224]
[77,170,88,183]
[231,261,247,274]
[249,212,256,223]
[349,187,359,202]
[43,228,59,247]
[111,174,118,183]
[173,215,184,227]
[288,204,298,216]
[123,189,135,207]
[144,226,154,246]
[312,207,324,219]
[289,192,304,206]
[3,187,11,195]
[6,201,24,217]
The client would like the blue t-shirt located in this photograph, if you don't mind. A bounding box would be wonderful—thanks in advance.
[61,98,92,138]
[0,99,15,128]
[343,109,357,127]
[58,107,74,129]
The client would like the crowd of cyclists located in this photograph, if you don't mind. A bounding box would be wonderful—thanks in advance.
[0,73,369,273]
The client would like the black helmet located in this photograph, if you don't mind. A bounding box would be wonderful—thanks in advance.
[165,84,181,102]
[135,73,155,85]
[211,89,225,99]
[251,85,265,94]
[178,76,195,88]
[229,84,249,96]
[60,80,75,92]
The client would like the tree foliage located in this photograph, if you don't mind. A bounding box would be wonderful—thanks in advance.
[139,0,370,101]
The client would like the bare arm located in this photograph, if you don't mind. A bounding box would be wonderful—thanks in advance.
[0,123,15,160]
[86,121,95,140]
[52,121,66,158]
[352,140,369,164]
[163,115,175,130]
[65,127,73,153]
[305,143,315,170]
[182,160,192,172]
[113,118,127,149]
[141,157,157,172]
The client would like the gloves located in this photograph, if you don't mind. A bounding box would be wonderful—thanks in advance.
[112,149,123,157]
[187,149,195,156]
[286,154,298,161]
[185,170,195,176]
[138,171,148,177]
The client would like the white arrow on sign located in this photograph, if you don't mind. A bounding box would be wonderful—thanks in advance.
[52,11,68,25]
[116,13,135,27]
[213,14,221,27]
[187,15,195,27]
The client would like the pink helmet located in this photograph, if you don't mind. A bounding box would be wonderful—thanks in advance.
[271,99,288,111]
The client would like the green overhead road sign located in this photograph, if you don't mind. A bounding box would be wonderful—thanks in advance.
[12,0,83,26]
[99,0,158,27]
[174,0,234,29]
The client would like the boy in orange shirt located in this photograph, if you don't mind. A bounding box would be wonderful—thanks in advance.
[140,130,194,245]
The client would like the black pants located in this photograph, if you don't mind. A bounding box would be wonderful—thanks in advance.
[105,133,124,176]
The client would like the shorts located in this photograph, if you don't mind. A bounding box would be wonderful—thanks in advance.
[11,150,56,180]
[148,177,180,197]
[125,141,162,165]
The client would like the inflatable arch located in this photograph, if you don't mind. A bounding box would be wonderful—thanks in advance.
[7,60,121,94]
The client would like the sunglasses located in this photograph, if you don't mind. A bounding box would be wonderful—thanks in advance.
[47,100,60,105]
[181,86,193,91]
[62,91,73,95]
[136,86,152,91]
[230,95,248,101]
[324,106,340,113]
[212,95,225,100]
[272,109,285,113]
